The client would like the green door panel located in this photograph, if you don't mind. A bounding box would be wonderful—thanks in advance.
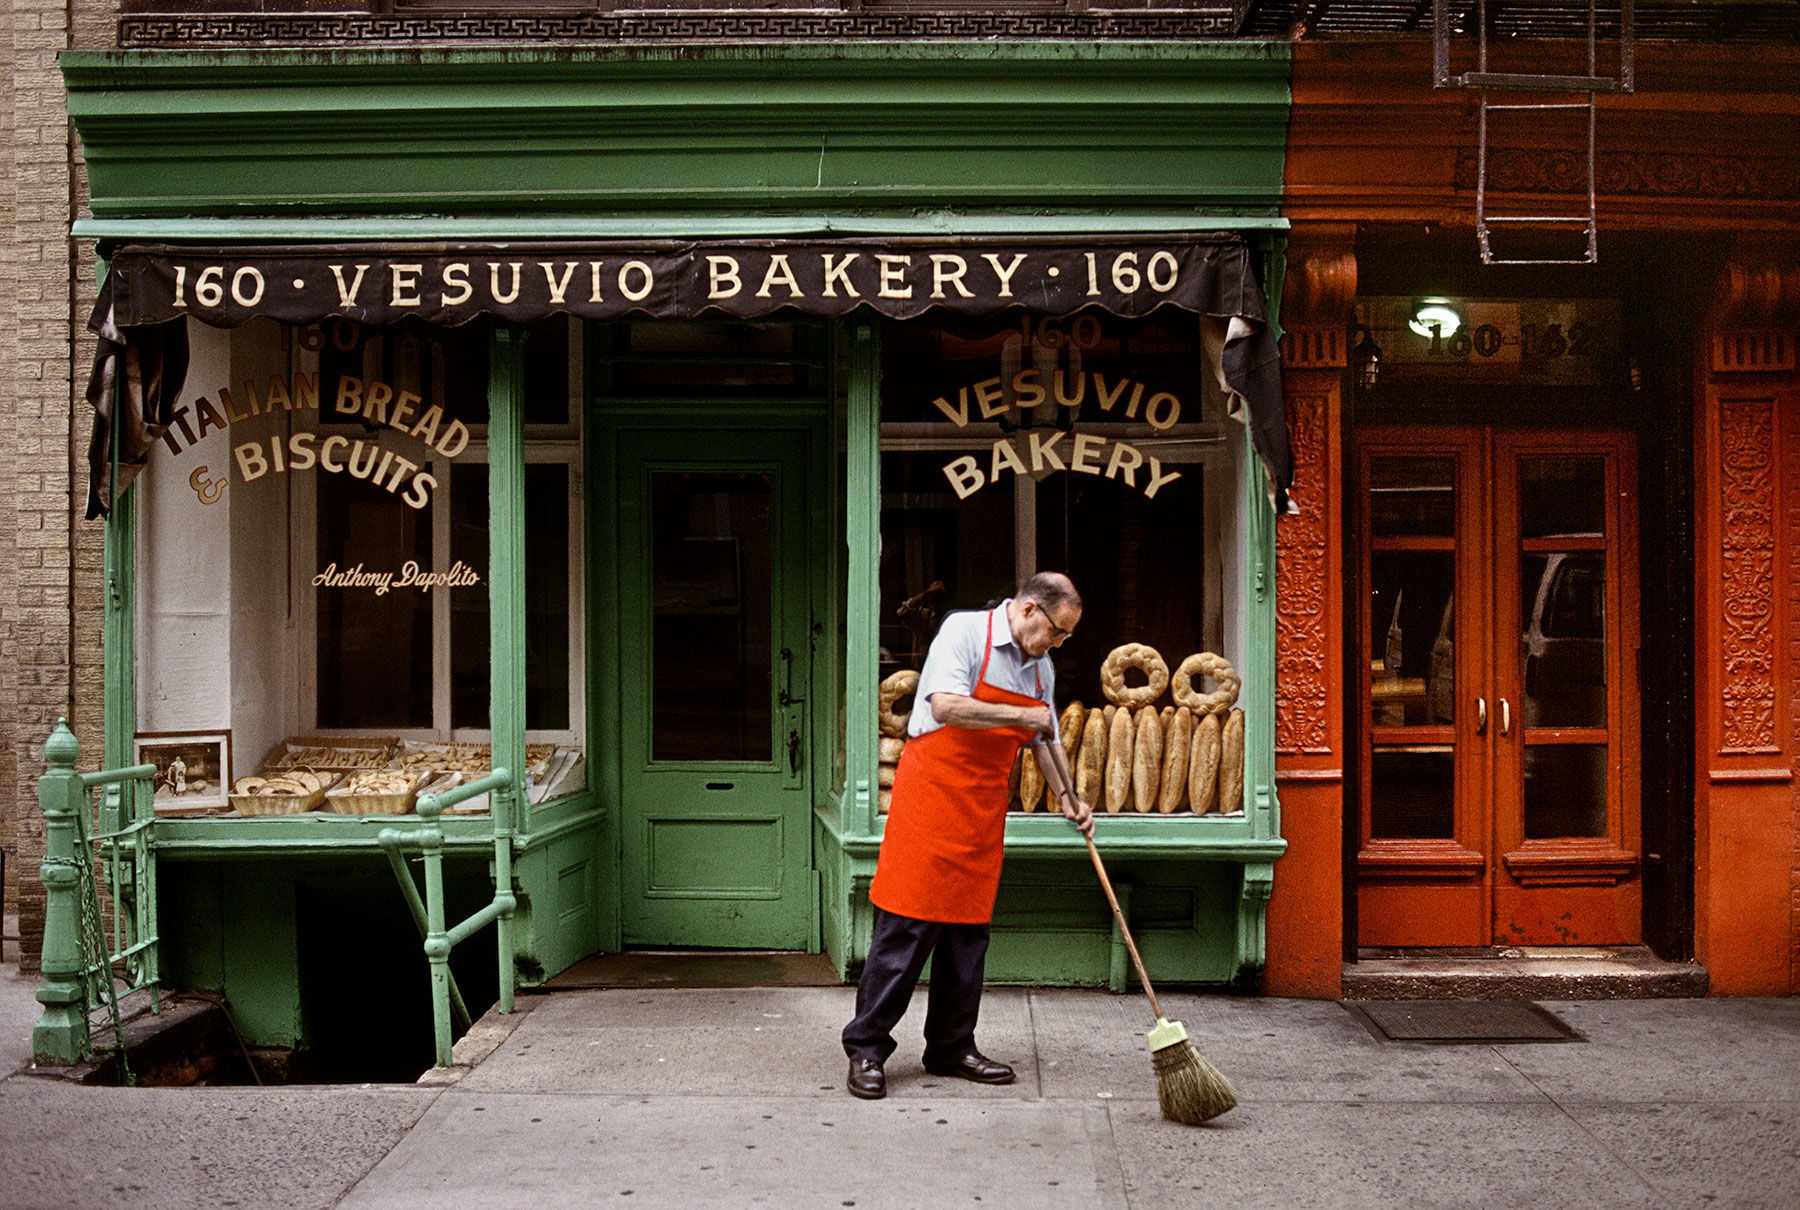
[616,429,814,948]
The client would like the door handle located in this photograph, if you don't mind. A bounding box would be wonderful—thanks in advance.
[779,647,804,707]
[787,727,802,775]
[1499,698,1512,737]
[1475,697,1487,736]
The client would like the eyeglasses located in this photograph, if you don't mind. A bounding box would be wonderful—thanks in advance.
[1042,609,1078,641]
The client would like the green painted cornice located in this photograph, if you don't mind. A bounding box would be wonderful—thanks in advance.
[61,42,1289,227]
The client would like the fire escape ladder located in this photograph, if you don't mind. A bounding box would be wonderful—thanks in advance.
[1433,0,1637,264]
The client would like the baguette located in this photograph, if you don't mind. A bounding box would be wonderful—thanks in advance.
[1132,705,1163,813]
[1053,702,1087,810]
[1190,710,1221,815]
[878,736,906,764]
[878,762,897,789]
[1104,704,1134,813]
[1159,706,1194,813]
[1077,708,1107,806]
[1008,746,1023,807]
[1220,708,1246,815]
[1020,743,1045,812]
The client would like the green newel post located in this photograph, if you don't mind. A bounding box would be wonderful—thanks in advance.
[35,719,92,1066]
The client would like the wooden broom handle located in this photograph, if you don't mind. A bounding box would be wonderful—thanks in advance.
[1036,738,1166,1022]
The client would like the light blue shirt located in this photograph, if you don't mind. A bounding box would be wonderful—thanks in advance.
[909,600,1058,740]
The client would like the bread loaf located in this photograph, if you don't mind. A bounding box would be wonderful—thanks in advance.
[878,736,906,764]
[1104,705,1134,813]
[1159,706,1194,813]
[1077,708,1107,806]
[1019,742,1045,812]
[1008,746,1023,807]
[878,762,897,789]
[1190,710,1221,814]
[878,787,891,813]
[1052,701,1086,810]
[1220,708,1245,815]
[878,670,919,739]
[1132,706,1162,813]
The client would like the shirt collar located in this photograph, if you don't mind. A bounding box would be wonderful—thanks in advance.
[992,599,1038,663]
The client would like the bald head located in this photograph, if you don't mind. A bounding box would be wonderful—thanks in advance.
[1019,571,1081,614]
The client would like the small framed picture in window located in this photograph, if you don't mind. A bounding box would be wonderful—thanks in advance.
[134,731,231,816]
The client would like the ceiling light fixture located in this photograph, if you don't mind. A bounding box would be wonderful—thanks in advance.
[1408,298,1463,339]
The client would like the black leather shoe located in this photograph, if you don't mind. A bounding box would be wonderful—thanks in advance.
[923,1052,1015,1085]
[847,1057,886,1099]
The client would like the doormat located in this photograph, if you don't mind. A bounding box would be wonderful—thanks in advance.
[1343,999,1583,1044]
[536,950,843,991]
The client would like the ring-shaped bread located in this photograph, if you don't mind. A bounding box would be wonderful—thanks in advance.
[1171,652,1240,715]
[1099,643,1169,708]
[878,669,919,739]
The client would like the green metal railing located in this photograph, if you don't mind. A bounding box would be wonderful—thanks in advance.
[378,768,518,1068]
[34,718,161,1071]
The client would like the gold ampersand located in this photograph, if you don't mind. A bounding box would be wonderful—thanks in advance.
[189,466,225,505]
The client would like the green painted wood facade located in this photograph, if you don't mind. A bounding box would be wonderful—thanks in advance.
[63,40,1291,1050]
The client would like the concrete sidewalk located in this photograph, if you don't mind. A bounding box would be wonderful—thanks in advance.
[2,966,1797,1210]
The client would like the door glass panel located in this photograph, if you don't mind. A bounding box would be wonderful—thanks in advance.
[1521,551,1607,728]
[1370,457,1455,537]
[1523,743,1608,838]
[1520,457,1605,539]
[650,472,773,763]
[1370,552,1456,727]
[1370,748,1455,839]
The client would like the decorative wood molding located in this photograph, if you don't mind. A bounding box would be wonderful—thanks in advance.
[1357,838,1485,878]
[1281,327,1348,370]
[1501,839,1639,888]
[1717,392,1781,755]
[1713,330,1796,374]
[1276,390,1333,756]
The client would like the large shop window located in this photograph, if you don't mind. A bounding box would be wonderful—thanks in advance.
[877,310,1250,817]
[135,316,586,818]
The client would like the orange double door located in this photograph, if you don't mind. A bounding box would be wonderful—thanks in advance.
[1355,425,1642,947]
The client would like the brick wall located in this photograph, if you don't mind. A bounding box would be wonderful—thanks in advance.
[5,0,111,971]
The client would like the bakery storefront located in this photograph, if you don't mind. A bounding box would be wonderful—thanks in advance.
[62,44,1294,1069]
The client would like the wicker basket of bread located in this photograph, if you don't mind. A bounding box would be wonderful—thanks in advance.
[229,769,335,816]
[326,769,427,816]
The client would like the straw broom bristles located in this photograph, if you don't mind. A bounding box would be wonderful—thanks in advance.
[1149,1015,1238,1124]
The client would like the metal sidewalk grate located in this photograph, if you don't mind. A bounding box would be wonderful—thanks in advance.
[1344,999,1584,1043]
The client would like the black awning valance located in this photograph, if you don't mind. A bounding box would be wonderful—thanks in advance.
[86,236,1291,516]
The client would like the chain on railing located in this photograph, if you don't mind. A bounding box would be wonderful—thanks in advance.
[34,718,162,1072]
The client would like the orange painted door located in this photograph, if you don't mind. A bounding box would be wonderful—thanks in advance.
[1356,426,1641,947]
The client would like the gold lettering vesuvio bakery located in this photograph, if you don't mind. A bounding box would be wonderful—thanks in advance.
[925,369,1190,502]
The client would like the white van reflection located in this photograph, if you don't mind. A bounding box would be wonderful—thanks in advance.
[1522,547,1606,729]
[1412,547,1605,731]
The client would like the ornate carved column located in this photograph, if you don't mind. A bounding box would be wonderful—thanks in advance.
[1697,245,1799,993]
[1261,224,1355,998]
[1275,225,1356,765]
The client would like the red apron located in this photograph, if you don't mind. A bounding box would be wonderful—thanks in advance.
[870,612,1040,925]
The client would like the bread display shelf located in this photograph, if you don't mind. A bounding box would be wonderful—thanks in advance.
[398,743,587,813]
[264,736,398,772]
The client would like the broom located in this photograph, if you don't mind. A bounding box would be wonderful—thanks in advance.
[1037,737,1238,1125]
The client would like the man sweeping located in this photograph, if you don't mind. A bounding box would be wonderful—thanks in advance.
[842,571,1095,1100]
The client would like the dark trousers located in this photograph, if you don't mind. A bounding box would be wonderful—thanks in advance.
[841,906,990,1065]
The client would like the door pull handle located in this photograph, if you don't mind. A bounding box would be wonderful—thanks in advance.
[788,728,802,775]
[1475,697,1487,736]
[779,647,805,707]
[1499,698,1512,737]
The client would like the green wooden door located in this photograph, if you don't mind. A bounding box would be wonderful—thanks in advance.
[616,429,814,948]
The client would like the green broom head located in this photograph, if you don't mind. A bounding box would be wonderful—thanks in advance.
[1147,1016,1237,1125]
